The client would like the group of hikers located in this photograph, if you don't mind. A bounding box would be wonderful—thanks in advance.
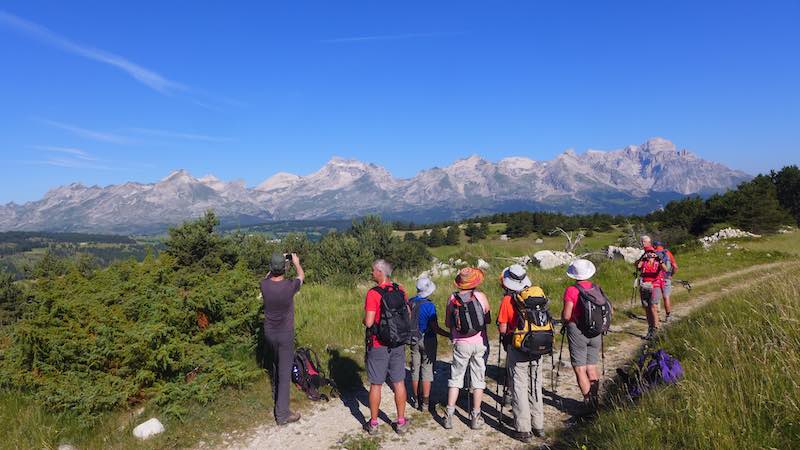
[259,235,679,442]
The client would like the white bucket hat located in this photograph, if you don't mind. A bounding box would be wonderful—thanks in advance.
[566,259,596,281]
[502,264,531,292]
[416,276,436,298]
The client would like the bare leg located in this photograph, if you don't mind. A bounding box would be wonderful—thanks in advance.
[447,386,459,407]
[586,365,599,383]
[411,380,419,400]
[650,304,660,329]
[393,381,407,420]
[472,388,483,411]
[573,366,591,397]
[421,380,432,399]
[663,293,672,316]
[369,384,382,421]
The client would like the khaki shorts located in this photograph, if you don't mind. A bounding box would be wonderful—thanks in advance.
[410,336,437,382]
[448,342,487,389]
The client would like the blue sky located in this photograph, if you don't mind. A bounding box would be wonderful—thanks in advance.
[1,0,798,204]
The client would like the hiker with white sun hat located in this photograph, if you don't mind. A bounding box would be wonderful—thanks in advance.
[561,258,613,411]
[408,276,449,411]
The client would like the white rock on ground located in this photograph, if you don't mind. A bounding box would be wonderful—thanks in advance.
[512,255,532,266]
[133,418,165,440]
[699,227,761,249]
[58,445,78,450]
[533,250,576,270]
[499,234,509,241]
[606,246,644,263]
[535,238,544,244]
[477,259,491,270]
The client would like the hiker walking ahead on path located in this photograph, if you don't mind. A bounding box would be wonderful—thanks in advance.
[497,265,549,442]
[637,245,668,340]
[654,241,678,323]
[562,259,612,410]
[363,259,411,435]
[261,252,305,425]
[444,267,491,430]
[409,277,449,412]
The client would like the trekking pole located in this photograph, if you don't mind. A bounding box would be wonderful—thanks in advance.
[496,334,503,421]
[601,333,606,378]
[555,326,566,391]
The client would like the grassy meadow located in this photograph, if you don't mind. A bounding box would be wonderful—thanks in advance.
[1,227,797,450]
[555,272,800,449]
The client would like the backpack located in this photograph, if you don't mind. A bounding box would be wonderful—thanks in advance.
[640,254,662,279]
[372,283,412,347]
[656,249,673,276]
[617,349,683,399]
[408,297,428,345]
[291,347,338,401]
[450,291,486,337]
[574,282,612,338]
[510,286,554,356]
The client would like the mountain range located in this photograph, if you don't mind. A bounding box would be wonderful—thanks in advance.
[0,138,750,234]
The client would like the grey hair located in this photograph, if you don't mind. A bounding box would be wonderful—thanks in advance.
[373,259,393,277]
[640,235,652,244]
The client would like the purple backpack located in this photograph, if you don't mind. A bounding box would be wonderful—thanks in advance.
[621,349,683,398]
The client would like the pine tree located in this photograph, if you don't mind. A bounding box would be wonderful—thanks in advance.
[445,226,460,245]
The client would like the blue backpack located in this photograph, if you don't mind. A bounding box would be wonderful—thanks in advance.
[618,349,684,398]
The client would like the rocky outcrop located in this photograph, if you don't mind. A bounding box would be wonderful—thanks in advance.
[532,250,576,270]
[606,246,644,263]
[699,228,761,249]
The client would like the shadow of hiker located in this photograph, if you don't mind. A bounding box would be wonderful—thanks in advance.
[327,348,392,427]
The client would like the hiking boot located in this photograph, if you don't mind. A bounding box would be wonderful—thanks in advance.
[502,390,512,406]
[643,327,655,341]
[470,410,484,430]
[512,431,533,443]
[444,410,454,429]
[419,397,429,411]
[532,428,546,438]
[364,420,380,435]
[395,418,411,435]
[276,411,301,425]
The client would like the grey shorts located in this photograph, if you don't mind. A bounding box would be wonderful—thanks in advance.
[366,345,406,385]
[659,278,672,297]
[410,336,437,382]
[567,322,602,367]
[640,282,663,307]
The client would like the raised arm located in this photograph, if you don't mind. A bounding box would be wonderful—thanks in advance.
[291,253,305,283]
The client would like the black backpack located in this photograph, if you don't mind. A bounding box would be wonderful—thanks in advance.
[575,283,612,338]
[451,291,486,337]
[291,347,338,401]
[372,283,412,347]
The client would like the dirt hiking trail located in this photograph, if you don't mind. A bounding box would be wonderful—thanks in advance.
[215,261,792,450]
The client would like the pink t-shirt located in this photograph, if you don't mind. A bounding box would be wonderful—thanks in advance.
[563,280,594,324]
[447,292,490,344]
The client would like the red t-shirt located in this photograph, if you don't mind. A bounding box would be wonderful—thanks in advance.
[497,294,518,330]
[639,257,664,287]
[563,281,594,324]
[365,281,407,348]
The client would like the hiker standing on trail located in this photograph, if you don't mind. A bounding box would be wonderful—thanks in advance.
[497,265,529,407]
[654,241,678,323]
[261,252,305,425]
[497,265,549,442]
[444,267,491,430]
[363,259,411,435]
[562,259,611,410]
[409,277,449,411]
[637,246,668,340]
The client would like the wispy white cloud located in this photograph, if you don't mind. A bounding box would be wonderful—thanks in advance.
[38,119,132,144]
[0,11,185,95]
[18,157,115,170]
[128,127,234,143]
[32,145,97,160]
[321,32,463,43]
